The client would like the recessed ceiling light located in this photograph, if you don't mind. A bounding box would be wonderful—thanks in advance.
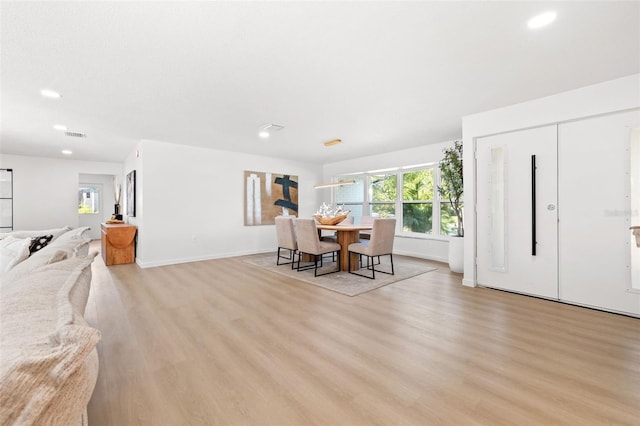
[528,11,557,29]
[61,150,72,155]
[41,89,62,99]
[258,123,284,138]
[53,124,67,131]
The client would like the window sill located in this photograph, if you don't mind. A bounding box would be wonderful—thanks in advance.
[395,234,453,242]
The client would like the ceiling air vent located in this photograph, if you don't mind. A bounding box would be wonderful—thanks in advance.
[65,131,86,138]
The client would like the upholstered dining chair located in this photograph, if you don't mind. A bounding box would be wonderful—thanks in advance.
[348,218,396,279]
[295,218,341,276]
[275,216,297,269]
[358,215,374,240]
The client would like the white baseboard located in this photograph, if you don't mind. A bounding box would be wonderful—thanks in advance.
[393,249,448,264]
[462,278,476,287]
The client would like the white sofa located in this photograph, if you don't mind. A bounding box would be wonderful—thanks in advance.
[0,227,100,426]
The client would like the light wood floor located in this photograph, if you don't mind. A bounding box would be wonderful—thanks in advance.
[85,247,640,425]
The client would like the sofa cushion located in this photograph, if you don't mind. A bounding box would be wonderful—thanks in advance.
[0,254,100,426]
[0,324,100,426]
[1,254,98,344]
[0,236,31,273]
[0,226,72,242]
[3,238,92,287]
[52,227,90,245]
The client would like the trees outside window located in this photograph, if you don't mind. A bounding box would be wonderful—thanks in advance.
[402,169,434,234]
[334,163,454,238]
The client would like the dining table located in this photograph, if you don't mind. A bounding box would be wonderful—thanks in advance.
[316,223,373,271]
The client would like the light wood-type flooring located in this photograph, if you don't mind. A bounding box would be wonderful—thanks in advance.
[85,246,640,425]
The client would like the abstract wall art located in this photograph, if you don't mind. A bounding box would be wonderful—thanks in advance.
[126,170,136,217]
[244,171,298,226]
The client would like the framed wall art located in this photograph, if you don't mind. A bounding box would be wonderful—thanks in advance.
[126,170,136,217]
[244,171,298,226]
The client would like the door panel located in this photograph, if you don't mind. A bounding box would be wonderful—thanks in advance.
[477,125,558,299]
[558,110,640,315]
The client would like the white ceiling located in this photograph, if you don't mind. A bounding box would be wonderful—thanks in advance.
[1,1,638,165]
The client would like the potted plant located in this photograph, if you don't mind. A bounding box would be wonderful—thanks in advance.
[438,141,464,273]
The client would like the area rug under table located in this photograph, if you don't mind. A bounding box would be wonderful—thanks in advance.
[243,253,437,296]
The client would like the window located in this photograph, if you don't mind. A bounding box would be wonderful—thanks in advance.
[334,163,454,238]
[78,185,100,214]
[369,174,396,218]
[335,176,365,222]
[402,169,433,234]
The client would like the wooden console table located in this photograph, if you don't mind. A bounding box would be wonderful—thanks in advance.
[101,223,137,265]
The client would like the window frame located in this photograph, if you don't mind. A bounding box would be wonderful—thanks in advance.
[78,184,102,215]
[333,163,455,239]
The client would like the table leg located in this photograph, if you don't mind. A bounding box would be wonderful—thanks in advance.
[336,230,361,271]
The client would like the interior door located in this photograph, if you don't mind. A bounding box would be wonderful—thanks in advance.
[476,125,558,299]
[558,110,640,315]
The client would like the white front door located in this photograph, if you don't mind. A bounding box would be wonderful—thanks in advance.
[558,110,640,315]
[476,125,558,299]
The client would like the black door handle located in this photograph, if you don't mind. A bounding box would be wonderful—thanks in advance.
[531,155,537,256]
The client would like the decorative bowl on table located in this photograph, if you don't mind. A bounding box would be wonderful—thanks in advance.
[314,214,349,225]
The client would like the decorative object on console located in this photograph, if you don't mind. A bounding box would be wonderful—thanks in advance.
[244,171,298,226]
[113,178,122,220]
[126,170,136,217]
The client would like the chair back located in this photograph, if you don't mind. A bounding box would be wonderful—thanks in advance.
[360,215,374,226]
[368,219,396,255]
[275,216,297,250]
[295,219,321,254]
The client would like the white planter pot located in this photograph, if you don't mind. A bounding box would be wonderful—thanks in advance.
[448,236,464,273]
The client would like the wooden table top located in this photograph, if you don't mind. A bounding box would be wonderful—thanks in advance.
[316,224,372,231]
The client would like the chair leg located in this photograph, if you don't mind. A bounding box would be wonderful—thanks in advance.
[348,253,394,279]
[314,250,340,277]
[277,247,296,266]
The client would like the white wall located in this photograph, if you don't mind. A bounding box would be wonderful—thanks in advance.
[121,141,143,257]
[462,73,640,287]
[133,140,323,267]
[323,141,456,263]
[0,154,122,231]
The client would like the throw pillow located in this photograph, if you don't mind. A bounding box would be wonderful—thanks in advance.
[28,235,53,255]
[0,236,31,273]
